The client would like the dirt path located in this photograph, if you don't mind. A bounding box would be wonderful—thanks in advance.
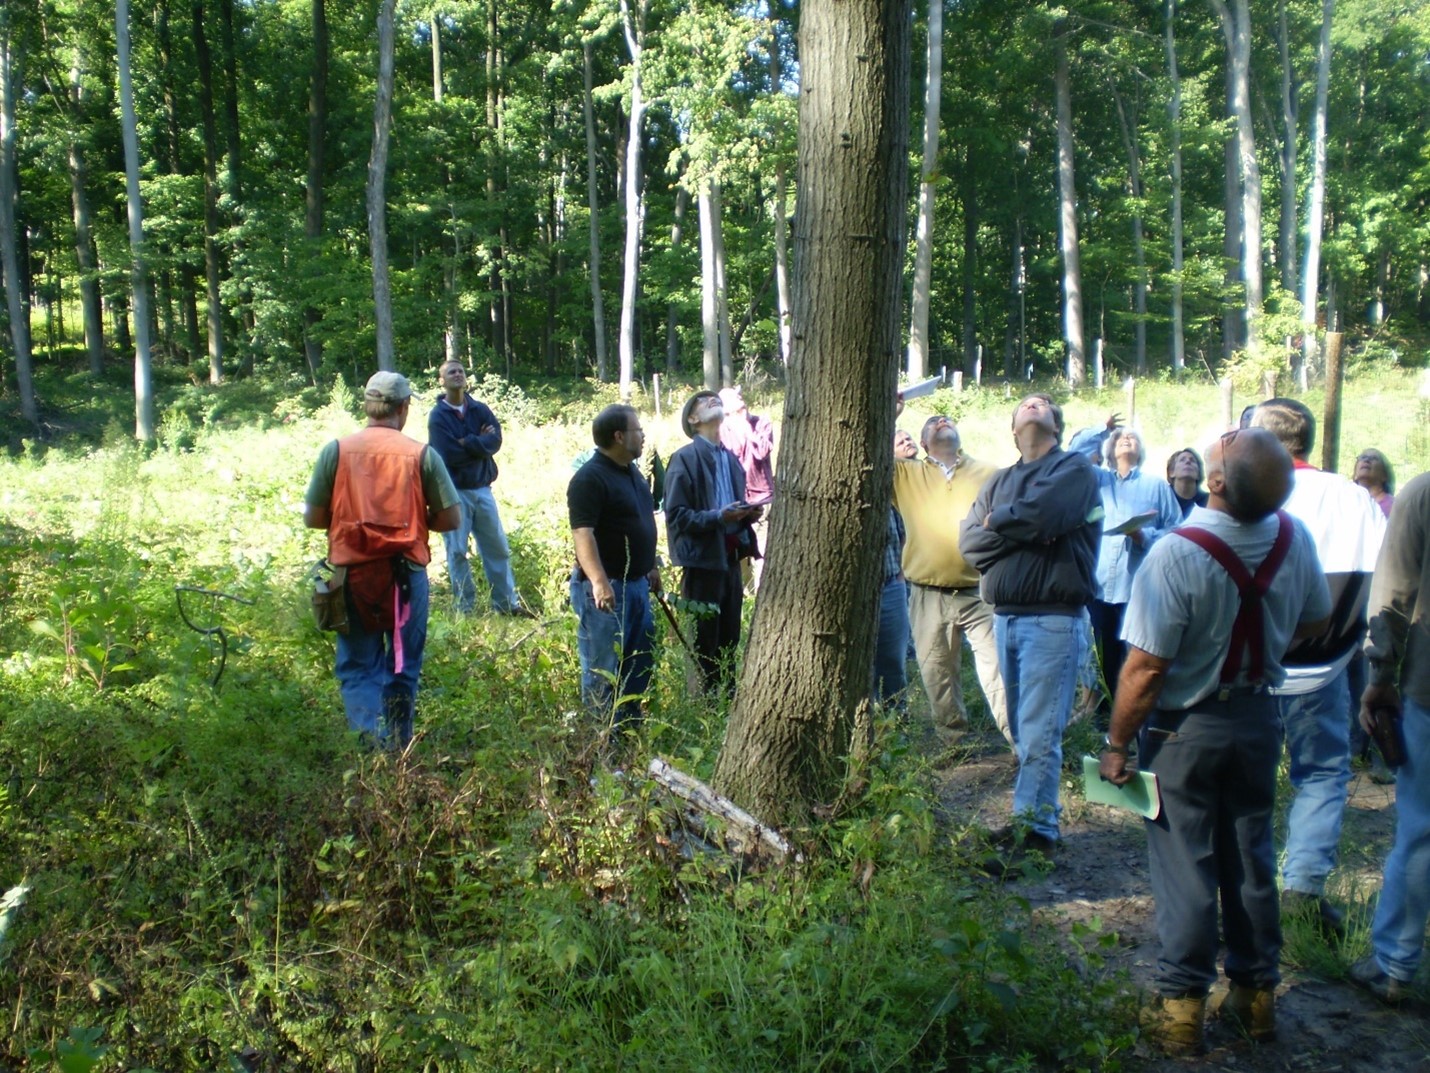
[935,740,1430,1072]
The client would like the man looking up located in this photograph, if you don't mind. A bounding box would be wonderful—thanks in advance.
[567,404,661,731]
[666,391,763,696]
[892,412,1007,744]
[305,371,460,747]
[1251,397,1385,938]
[1100,429,1329,1053]
[427,360,531,616]
[960,394,1099,860]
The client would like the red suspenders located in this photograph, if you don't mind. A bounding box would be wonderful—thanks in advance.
[1173,511,1294,698]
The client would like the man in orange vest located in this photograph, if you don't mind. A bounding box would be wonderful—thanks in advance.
[305,371,460,747]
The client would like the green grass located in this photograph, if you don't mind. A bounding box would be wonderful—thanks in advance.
[1,357,1425,1070]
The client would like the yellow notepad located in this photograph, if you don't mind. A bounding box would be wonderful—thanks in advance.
[1082,755,1162,820]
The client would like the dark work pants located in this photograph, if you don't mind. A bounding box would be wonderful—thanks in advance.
[681,553,744,696]
[1092,599,1128,700]
[1140,692,1282,997]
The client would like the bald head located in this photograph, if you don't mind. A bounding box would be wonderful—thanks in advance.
[1206,428,1293,521]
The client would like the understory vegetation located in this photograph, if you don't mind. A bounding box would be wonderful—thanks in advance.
[1,357,1426,1072]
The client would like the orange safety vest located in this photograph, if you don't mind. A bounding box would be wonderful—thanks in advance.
[326,426,432,567]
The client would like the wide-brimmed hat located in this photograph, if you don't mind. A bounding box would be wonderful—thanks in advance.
[680,391,722,438]
[364,371,413,403]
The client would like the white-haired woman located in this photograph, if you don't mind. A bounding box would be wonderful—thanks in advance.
[1091,428,1183,708]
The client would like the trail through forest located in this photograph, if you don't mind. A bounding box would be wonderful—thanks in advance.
[936,735,1430,1072]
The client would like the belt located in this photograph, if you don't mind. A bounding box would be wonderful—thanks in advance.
[912,582,975,595]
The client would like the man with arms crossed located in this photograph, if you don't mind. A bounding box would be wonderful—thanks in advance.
[1101,428,1330,1053]
[960,394,1100,859]
[305,371,460,747]
[568,404,661,732]
[427,359,530,616]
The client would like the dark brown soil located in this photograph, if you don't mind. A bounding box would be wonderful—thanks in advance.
[935,738,1430,1072]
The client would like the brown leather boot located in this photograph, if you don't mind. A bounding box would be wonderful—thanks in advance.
[1140,994,1206,1055]
[1219,983,1276,1041]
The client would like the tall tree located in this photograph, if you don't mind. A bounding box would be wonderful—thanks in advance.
[1211,0,1263,350]
[0,6,36,428]
[616,0,649,402]
[1164,0,1185,373]
[906,0,942,381]
[1300,0,1333,367]
[367,0,397,372]
[582,38,610,381]
[1053,21,1085,388]
[1112,85,1148,375]
[116,0,154,440]
[193,0,225,384]
[1275,0,1298,295]
[713,0,911,822]
[302,0,328,383]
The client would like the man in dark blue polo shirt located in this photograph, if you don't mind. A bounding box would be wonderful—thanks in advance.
[568,404,662,729]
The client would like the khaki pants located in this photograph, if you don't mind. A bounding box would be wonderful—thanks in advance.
[908,583,1009,742]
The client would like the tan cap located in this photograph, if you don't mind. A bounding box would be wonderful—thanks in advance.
[364,371,412,403]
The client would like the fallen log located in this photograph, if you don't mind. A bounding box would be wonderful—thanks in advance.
[647,757,802,864]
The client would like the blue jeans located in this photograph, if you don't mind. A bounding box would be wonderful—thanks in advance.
[1142,694,1282,996]
[873,577,910,705]
[1370,697,1430,982]
[334,567,429,747]
[443,486,519,613]
[1276,668,1353,895]
[570,574,654,727]
[995,611,1086,840]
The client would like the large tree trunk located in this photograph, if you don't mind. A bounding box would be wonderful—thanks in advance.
[617,0,649,402]
[302,0,328,384]
[367,0,397,372]
[1213,0,1262,350]
[1165,0,1185,374]
[117,0,155,440]
[1276,0,1298,295]
[1113,87,1148,375]
[1300,0,1333,369]
[582,40,609,381]
[1054,25,1085,388]
[713,0,910,824]
[193,0,225,385]
[906,0,942,380]
[0,14,36,429]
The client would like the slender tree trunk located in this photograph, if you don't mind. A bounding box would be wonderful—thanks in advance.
[666,183,689,374]
[713,0,911,824]
[907,0,942,380]
[63,53,105,377]
[117,0,154,440]
[302,0,328,384]
[1213,0,1262,350]
[367,0,397,372]
[961,147,978,375]
[1113,87,1148,375]
[431,10,443,102]
[1054,25,1085,388]
[1221,58,1242,359]
[1005,214,1023,378]
[617,0,649,402]
[1301,0,1333,368]
[698,179,721,390]
[485,0,507,368]
[768,26,793,369]
[1165,0,1185,373]
[1277,0,1298,294]
[582,40,609,380]
[193,0,225,384]
[712,179,733,387]
[0,13,36,428]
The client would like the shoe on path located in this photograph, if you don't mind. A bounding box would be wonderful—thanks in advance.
[1140,994,1205,1056]
[1216,982,1275,1041]
[1349,955,1409,1005]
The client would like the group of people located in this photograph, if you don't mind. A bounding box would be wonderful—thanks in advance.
[301,370,1430,1054]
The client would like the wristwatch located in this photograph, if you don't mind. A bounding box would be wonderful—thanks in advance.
[1102,735,1130,756]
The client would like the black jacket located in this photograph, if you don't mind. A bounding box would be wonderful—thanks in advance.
[664,438,760,571]
[959,447,1101,615]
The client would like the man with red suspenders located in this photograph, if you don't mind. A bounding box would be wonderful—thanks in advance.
[1100,428,1331,1054]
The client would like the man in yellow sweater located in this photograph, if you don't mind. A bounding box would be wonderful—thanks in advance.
[893,414,1008,744]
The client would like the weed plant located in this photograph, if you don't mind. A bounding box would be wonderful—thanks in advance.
[2,362,1425,1070]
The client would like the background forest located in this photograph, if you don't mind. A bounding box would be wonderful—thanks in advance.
[2,0,1430,438]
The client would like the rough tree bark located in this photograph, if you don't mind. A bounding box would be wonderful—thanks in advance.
[906,0,942,381]
[1054,23,1085,388]
[712,0,910,824]
[116,0,154,440]
[367,0,397,372]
